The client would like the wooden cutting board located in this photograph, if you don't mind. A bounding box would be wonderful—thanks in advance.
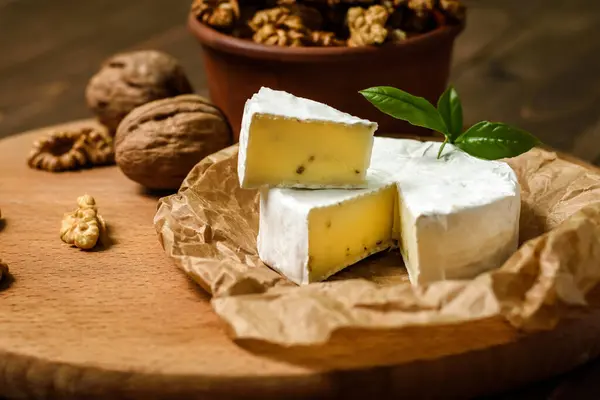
[1,120,600,400]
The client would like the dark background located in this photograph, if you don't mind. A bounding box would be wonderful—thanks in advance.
[1,0,600,398]
[1,0,600,166]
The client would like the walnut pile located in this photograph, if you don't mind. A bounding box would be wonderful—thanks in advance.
[86,50,194,134]
[253,23,307,46]
[60,195,106,250]
[249,4,323,32]
[27,127,114,172]
[249,5,336,47]
[191,0,465,47]
[115,94,233,190]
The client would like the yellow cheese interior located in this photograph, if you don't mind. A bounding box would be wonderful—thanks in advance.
[307,185,396,282]
[243,115,373,187]
[397,195,419,281]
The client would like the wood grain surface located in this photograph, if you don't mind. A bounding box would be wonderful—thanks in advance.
[1,1,600,398]
[2,121,600,399]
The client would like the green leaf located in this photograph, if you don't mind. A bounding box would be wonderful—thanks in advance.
[359,86,448,135]
[455,121,542,160]
[437,85,463,141]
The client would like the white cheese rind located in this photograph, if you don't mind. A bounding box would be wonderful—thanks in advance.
[257,171,394,285]
[242,87,377,126]
[371,138,521,285]
[257,188,311,285]
[372,138,519,215]
[257,137,521,286]
[238,87,378,189]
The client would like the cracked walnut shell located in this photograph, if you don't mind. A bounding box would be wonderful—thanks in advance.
[115,94,233,190]
[85,50,194,134]
[60,195,106,250]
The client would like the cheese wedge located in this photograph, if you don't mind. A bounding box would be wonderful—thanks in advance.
[238,87,378,189]
[257,174,396,285]
[257,137,521,286]
[373,138,521,285]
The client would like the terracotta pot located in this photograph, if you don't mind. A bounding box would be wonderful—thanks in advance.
[188,14,465,141]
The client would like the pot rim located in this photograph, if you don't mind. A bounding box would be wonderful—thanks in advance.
[188,12,465,62]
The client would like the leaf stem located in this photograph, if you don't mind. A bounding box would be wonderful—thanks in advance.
[437,137,449,159]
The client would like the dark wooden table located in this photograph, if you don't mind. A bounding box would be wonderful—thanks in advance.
[1,0,600,399]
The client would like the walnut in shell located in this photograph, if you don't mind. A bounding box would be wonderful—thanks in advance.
[115,94,233,190]
[85,50,194,134]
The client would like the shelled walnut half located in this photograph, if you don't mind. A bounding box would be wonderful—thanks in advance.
[192,0,240,32]
[347,5,390,47]
[249,5,321,46]
[60,195,106,250]
[247,4,348,47]
[27,127,114,172]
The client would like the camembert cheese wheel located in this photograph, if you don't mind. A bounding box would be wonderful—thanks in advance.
[238,87,378,189]
[257,137,520,285]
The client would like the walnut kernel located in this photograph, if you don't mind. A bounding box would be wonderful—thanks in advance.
[347,5,390,47]
[192,0,240,31]
[27,128,114,172]
[60,195,106,250]
[249,5,324,46]
[27,130,89,172]
[82,129,115,165]
[310,31,345,46]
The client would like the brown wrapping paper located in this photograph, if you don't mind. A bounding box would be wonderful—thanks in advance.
[154,144,600,346]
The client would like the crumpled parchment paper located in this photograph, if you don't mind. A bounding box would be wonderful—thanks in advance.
[155,143,600,347]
